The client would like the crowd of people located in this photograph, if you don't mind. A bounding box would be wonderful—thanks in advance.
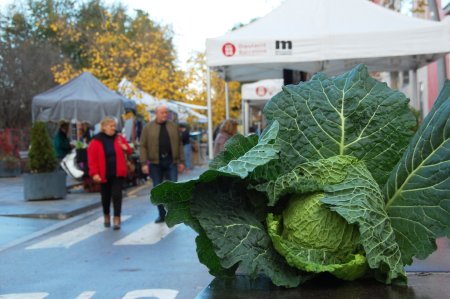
[52,104,243,229]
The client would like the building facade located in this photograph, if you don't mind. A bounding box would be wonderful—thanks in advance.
[373,0,449,119]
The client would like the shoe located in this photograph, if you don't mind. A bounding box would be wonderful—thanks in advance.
[104,215,111,228]
[113,216,121,230]
[155,216,165,223]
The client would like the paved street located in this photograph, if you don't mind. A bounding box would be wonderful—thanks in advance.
[0,166,206,251]
[0,166,216,298]
[0,167,214,299]
[1,165,449,298]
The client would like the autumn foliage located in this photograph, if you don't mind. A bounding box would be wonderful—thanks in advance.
[1,0,240,129]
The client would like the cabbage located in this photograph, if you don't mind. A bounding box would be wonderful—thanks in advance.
[267,193,368,281]
[151,65,450,288]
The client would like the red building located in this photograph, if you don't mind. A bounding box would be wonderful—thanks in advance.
[373,0,449,118]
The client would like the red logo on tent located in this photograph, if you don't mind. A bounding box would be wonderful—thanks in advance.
[256,86,267,97]
[222,43,236,57]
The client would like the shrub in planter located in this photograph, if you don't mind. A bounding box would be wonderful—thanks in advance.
[28,121,58,173]
[24,121,66,200]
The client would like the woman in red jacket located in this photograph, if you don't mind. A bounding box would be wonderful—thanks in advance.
[88,116,132,230]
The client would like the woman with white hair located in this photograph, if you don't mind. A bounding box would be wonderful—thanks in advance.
[87,116,132,230]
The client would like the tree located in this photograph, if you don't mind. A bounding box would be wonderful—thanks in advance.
[0,0,202,129]
[51,1,189,102]
[0,3,63,128]
[185,52,241,127]
[378,0,428,14]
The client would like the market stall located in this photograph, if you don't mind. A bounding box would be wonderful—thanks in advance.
[205,0,450,158]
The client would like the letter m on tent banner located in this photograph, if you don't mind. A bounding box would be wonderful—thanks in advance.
[275,40,292,50]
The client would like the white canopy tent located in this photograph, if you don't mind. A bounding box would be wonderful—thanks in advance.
[207,0,450,79]
[205,0,450,158]
[118,78,207,123]
[241,79,283,135]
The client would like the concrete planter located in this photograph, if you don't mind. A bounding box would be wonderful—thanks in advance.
[23,170,67,201]
[0,161,21,177]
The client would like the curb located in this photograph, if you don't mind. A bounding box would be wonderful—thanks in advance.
[2,201,103,220]
[2,181,153,220]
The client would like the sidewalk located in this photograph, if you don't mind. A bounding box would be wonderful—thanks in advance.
[0,165,208,251]
[0,165,208,220]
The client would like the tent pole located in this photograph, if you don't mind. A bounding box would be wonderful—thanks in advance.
[225,81,229,119]
[207,67,214,160]
[241,99,246,135]
[411,69,419,112]
[244,100,249,135]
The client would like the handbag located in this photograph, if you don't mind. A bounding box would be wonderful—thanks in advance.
[126,158,135,174]
[118,135,135,174]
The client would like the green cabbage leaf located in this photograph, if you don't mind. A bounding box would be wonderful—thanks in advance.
[151,120,280,230]
[384,81,450,265]
[264,64,416,186]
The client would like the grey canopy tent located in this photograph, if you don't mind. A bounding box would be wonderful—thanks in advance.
[32,72,132,126]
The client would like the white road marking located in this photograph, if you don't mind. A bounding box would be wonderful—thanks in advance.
[114,222,177,245]
[0,290,179,299]
[122,289,178,299]
[26,216,131,249]
[0,293,49,299]
[75,291,96,299]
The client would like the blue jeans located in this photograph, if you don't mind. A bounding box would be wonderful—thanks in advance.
[150,158,178,217]
[183,143,191,169]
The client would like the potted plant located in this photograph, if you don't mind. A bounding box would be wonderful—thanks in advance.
[23,121,66,200]
[0,131,21,177]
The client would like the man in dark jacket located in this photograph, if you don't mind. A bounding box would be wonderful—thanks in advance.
[140,104,185,223]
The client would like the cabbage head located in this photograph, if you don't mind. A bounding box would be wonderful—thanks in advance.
[151,65,450,288]
[267,193,368,281]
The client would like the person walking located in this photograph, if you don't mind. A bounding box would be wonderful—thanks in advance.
[87,116,131,230]
[213,119,238,157]
[179,123,191,171]
[140,104,185,223]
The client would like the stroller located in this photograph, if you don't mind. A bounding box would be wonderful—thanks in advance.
[60,148,100,192]
[60,149,84,181]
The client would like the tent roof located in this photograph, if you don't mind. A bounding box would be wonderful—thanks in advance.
[118,78,162,110]
[206,0,450,81]
[32,72,126,125]
[118,78,207,123]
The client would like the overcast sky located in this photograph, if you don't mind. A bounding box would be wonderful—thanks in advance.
[105,0,284,68]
